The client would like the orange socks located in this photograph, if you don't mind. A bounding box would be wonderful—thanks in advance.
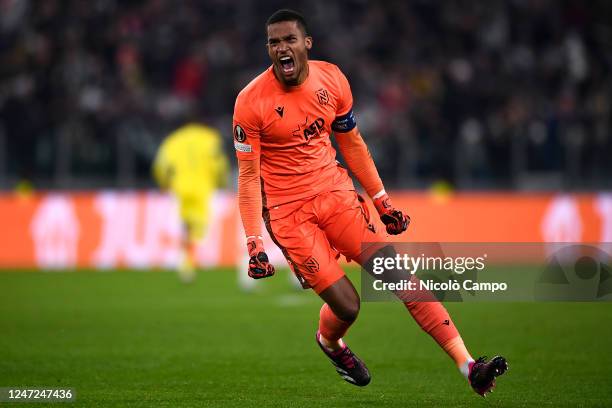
[404,301,459,345]
[404,301,473,374]
[442,336,474,378]
[318,303,352,345]
[318,298,474,377]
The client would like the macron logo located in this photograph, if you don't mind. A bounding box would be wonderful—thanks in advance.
[275,106,284,118]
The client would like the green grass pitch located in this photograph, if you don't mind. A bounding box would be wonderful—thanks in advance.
[1,268,611,407]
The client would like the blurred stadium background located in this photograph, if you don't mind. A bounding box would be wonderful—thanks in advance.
[1,0,611,268]
[1,1,612,406]
[1,0,611,190]
[0,0,611,269]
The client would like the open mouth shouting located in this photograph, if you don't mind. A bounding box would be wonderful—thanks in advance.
[279,55,295,76]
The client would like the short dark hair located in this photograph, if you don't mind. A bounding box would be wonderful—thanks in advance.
[266,9,308,35]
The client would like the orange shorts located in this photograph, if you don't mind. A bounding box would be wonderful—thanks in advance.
[264,190,387,294]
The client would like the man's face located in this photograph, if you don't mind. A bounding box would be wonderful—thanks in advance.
[267,21,312,86]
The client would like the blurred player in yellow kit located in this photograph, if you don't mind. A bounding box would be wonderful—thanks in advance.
[153,122,229,282]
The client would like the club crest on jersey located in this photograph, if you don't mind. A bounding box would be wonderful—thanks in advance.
[303,256,320,274]
[234,124,246,142]
[293,116,325,141]
[315,88,329,105]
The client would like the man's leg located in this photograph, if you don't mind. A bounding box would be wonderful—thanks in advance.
[263,203,370,386]
[361,245,508,395]
[321,191,506,394]
[320,193,472,367]
[315,275,371,386]
[178,220,199,283]
[317,276,360,351]
[361,244,476,376]
[178,193,209,284]
[177,195,197,283]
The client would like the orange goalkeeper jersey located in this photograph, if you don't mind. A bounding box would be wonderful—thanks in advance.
[233,60,357,213]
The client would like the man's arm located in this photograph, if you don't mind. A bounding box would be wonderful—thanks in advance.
[233,91,275,279]
[334,126,383,198]
[330,64,408,234]
[237,157,275,279]
[238,158,273,278]
[152,145,171,190]
[335,126,410,235]
[237,157,263,238]
[212,136,230,189]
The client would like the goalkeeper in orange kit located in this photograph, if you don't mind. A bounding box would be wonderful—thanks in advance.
[233,9,507,395]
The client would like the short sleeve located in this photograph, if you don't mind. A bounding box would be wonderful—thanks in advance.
[232,92,261,160]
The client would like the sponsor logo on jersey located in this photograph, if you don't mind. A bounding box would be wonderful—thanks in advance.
[275,106,284,118]
[293,116,326,141]
[234,124,246,142]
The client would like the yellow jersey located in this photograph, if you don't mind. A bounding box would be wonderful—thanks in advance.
[153,123,229,197]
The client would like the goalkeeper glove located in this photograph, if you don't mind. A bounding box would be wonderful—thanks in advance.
[246,236,275,279]
[373,191,410,235]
